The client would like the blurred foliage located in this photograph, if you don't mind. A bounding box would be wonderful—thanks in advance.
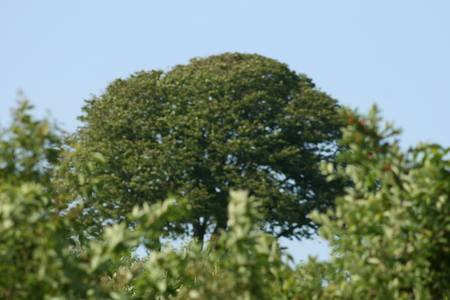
[0,100,113,299]
[63,52,346,242]
[3,96,450,298]
[306,105,450,299]
[0,100,298,299]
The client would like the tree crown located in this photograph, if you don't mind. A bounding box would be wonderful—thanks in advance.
[70,53,345,241]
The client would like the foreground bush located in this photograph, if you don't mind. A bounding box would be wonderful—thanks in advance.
[0,101,295,299]
[0,101,113,299]
[2,101,450,299]
[306,106,450,299]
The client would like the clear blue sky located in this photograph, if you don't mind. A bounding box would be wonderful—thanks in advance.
[1,1,449,263]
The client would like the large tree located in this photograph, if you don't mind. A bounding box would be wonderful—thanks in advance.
[67,53,345,242]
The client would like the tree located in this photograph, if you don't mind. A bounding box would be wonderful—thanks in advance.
[0,100,115,299]
[8,99,450,299]
[0,100,297,299]
[67,52,345,242]
[295,106,450,299]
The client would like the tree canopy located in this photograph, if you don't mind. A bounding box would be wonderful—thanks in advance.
[67,53,345,241]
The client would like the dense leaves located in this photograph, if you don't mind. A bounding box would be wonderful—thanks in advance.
[0,101,293,299]
[68,53,345,241]
[0,101,112,299]
[3,100,450,298]
[306,106,450,299]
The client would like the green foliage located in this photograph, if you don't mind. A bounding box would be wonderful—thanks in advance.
[306,106,450,299]
[66,52,345,241]
[125,190,295,300]
[5,95,450,298]
[0,100,299,299]
[0,101,112,299]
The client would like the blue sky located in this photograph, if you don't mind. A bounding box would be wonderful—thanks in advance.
[1,1,449,262]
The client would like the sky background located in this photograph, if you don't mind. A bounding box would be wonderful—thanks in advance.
[1,1,449,263]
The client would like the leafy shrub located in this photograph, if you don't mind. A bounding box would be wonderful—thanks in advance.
[308,106,450,299]
[3,100,450,299]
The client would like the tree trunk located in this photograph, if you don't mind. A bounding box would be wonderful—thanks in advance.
[210,215,228,249]
[192,218,207,243]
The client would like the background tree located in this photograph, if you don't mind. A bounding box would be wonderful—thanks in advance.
[68,52,345,242]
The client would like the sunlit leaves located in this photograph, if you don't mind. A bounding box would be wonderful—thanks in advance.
[308,106,450,299]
